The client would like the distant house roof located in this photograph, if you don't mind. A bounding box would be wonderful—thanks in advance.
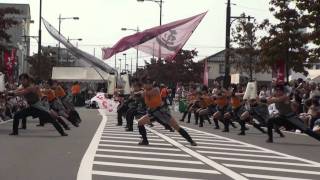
[200,49,238,63]
[200,49,258,63]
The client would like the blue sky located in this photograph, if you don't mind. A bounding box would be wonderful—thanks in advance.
[2,0,273,69]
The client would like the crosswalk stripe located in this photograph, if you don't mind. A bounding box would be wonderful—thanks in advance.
[203,152,292,159]
[101,136,165,142]
[103,130,151,134]
[224,164,320,175]
[209,156,318,167]
[96,149,191,157]
[171,137,236,143]
[93,161,220,174]
[179,141,247,147]
[183,126,320,167]
[98,144,180,151]
[147,126,248,180]
[193,146,266,153]
[241,173,313,180]
[100,140,172,146]
[92,170,207,180]
[162,134,226,139]
[95,154,204,164]
[101,133,158,137]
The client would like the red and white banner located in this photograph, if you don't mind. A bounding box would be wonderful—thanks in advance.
[203,59,208,86]
[90,92,119,112]
[4,49,16,80]
[102,12,207,61]
[272,60,285,83]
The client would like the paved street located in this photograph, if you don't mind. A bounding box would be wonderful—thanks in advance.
[1,108,320,180]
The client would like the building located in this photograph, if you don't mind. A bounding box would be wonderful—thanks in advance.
[203,50,272,86]
[0,3,31,76]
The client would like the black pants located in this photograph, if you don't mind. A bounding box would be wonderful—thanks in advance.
[267,115,320,141]
[117,103,129,125]
[12,107,65,135]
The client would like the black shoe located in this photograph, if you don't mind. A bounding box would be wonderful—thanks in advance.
[190,141,197,146]
[186,121,190,123]
[279,133,285,138]
[238,132,245,135]
[199,124,203,127]
[149,123,154,127]
[9,132,18,136]
[195,123,198,125]
[266,139,273,143]
[222,129,229,132]
[65,127,71,130]
[214,126,220,129]
[19,127,26,130]
[36,124,44,127]
[179,119,184,122]
[116,124,122,126]
[61,133,68,136]
[138,140,149,145]
[125,128,133,131]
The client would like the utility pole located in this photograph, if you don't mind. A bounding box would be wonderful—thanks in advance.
[224,0,252,87]
[38,0,42,74]
[224,0,231,88]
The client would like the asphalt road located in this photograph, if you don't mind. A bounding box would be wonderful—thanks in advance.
[1,108,320,180]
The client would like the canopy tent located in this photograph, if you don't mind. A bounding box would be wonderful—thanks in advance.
[52,67,109,82]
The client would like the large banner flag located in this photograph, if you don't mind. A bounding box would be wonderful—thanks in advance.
[102,12,207,60]
[42,18,116,74]
[203,59,209,86]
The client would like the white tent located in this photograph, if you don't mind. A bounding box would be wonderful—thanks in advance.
[52,67,109,82]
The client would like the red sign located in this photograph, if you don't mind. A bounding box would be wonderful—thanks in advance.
[272,60,285,83]
[4,49,16,81]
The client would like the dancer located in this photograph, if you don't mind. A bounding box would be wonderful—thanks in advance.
[137,77,197,146]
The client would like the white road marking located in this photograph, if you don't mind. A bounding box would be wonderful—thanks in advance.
[210,156,318,167]
[101,132,158,137]
[171,136,236,143]
[242,173,313,180]
[205,153,292,159]
[92,170,206,180]
[93,161,220,174]
[193,145,266,153]
[183,126,320,167]
[179,141,249,147]
[146,127,249,180]
[0,119,12,125]
[224,164,320,175]
[99,139,172,146]
[97,148,190,157]
[95,154,203,164]
[77,110,107,180]
[98,144,180,151]
[101,136,165,142]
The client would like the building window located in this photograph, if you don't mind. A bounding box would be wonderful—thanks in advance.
[316,64,320,69]
[219,64,225,74]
